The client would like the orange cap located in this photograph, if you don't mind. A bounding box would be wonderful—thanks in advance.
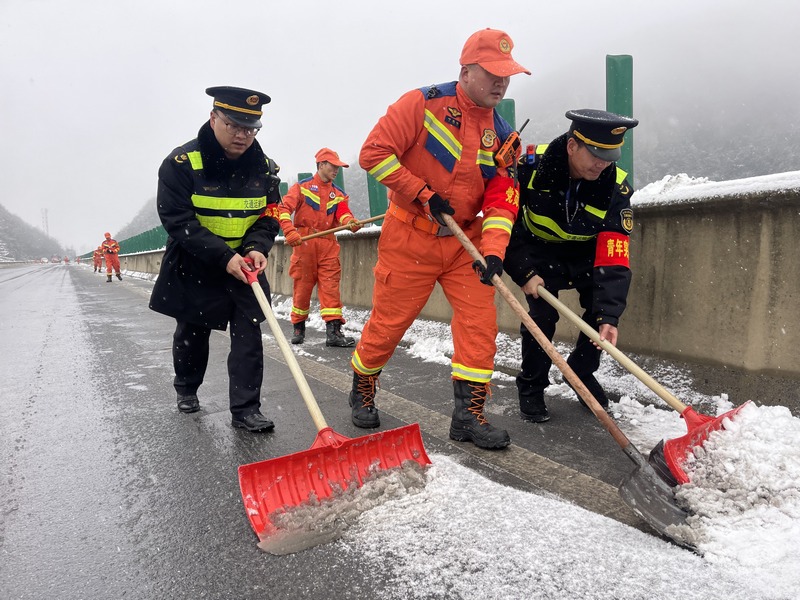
[315,147,349,168]
[104,232,111,238]
[460,28,530,77]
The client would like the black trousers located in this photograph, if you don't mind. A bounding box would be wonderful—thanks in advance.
[518,281,602,397]
[172,307,264,419]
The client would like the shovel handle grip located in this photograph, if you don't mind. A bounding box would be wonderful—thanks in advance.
[242,259,329,432]
[535,287,688,414]
[440,214,631,450]
[299,213,386,241]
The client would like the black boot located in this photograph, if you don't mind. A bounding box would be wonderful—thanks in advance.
[177,393,200,413]
[566,375,610,410]
[291,321,306,344]
[517,374,550,422]
[116,273,122,281]
[106,274,112,283]
[326,319,355,347]
[348,371,380,428]
[449,380,510,449]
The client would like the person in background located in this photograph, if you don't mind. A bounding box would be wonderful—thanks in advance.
[101,232,122,282]
[93,246,103,273]
[278,148,362,347]
[349,28,529,450]
[149,86,282,433]
[503,109,639,422]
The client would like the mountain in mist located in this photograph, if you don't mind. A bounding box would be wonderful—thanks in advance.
[0,204,67,262]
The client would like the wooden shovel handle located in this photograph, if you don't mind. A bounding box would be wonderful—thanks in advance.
[242,263,329,432]
[299,213,386,241]
[441,213,632,450]
[535,287,688,414]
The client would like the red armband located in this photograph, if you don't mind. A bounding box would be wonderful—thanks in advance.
[481,176,520,219]
[594,231,630,268]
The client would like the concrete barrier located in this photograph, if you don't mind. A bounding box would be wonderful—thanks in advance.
[120,187,800,377]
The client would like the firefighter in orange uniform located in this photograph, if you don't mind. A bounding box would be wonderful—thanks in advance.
[279,148,362,347]
[93,246,103,272]
[349,28,530,450]
[101,232,122,282]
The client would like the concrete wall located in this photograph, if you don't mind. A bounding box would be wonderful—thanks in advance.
[121,188,800,377]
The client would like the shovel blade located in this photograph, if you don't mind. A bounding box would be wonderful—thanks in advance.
[618,444,694,549]
[238,424,431,541]
[661,402,751,485]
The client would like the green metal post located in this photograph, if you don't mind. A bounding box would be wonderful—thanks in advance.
[366,175,387,224]
[297,172,312,184]
[606,55,634,182]
[334,169,345,190]
[279,181,288,198]
[496,98,516,130]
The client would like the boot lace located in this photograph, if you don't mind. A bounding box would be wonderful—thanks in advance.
[356,374,380,408]
[467,382,491,425]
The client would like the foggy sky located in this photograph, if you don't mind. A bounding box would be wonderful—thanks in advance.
[1,0,797,253]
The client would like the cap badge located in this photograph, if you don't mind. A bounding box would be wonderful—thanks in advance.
[611,127,628,135]
[447,107,462,118]
[246,95,260,106]
[499,39,511,54]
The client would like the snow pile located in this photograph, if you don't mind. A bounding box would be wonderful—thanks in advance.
[670,403,800,597]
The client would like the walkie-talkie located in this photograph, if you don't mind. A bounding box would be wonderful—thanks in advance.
[494,118,530,169]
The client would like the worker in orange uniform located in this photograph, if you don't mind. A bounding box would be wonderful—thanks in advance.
[92,246,103,272]
[101,232,122,282]
[349,28,530,450]
[278,148,362,347]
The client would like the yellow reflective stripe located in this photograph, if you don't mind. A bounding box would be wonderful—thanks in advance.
[187,151,203,171]
[616,166,628,184]
[423,109,462,159]
[278,211,292,221]
[301,188,320,203]
[522,207,594,242]
[476,149,494,167]
[320,308,343,318]
[224,239,243,248]
[191,195,266,211]
[481,215,513,235]
[351,351,384,376]
[326,195,346,212]
[451,363,493,383]
[291,306,310,317]
[196,213,259,239]
[585,205,607,219]
[369,155,401,182]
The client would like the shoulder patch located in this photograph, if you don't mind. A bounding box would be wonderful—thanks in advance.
[620,208,633,233]
[174,153,188,164]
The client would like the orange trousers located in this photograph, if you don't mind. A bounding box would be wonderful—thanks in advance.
[105,253,120,274]
[288,237,344,324]
[93,257,102,270]
[350,216,497,383]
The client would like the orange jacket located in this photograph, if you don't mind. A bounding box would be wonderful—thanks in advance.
[278,174,356,236]
[102,239,120,254]
[93,248,103,259]
[359,81,519,258]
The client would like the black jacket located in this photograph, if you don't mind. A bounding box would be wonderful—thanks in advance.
[149,122,281,330]
[503,134,634,326]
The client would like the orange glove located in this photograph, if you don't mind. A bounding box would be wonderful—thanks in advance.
[285,230,302,247]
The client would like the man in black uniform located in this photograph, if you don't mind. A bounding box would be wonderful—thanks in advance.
[150,86,282,432]
[504,109,639,423]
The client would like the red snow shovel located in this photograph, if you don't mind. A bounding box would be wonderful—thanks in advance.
[442,214,692,543]
[237,260,431,544]
[535,287,749,486]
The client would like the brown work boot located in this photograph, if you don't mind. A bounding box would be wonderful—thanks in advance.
[348,371,380,428]
[291,321,305,344]
[449,380,510,449]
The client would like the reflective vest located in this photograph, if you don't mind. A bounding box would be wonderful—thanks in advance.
[185,149,277,248]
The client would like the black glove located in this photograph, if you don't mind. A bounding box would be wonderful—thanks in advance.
[473,255,503,286]
[426,193,455,226]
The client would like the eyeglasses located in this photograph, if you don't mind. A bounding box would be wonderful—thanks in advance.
[214,112,260,138]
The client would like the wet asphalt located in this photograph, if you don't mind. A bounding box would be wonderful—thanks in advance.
[1,263,792,600]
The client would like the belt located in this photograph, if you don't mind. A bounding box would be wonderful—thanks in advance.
[387,202,455,237]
